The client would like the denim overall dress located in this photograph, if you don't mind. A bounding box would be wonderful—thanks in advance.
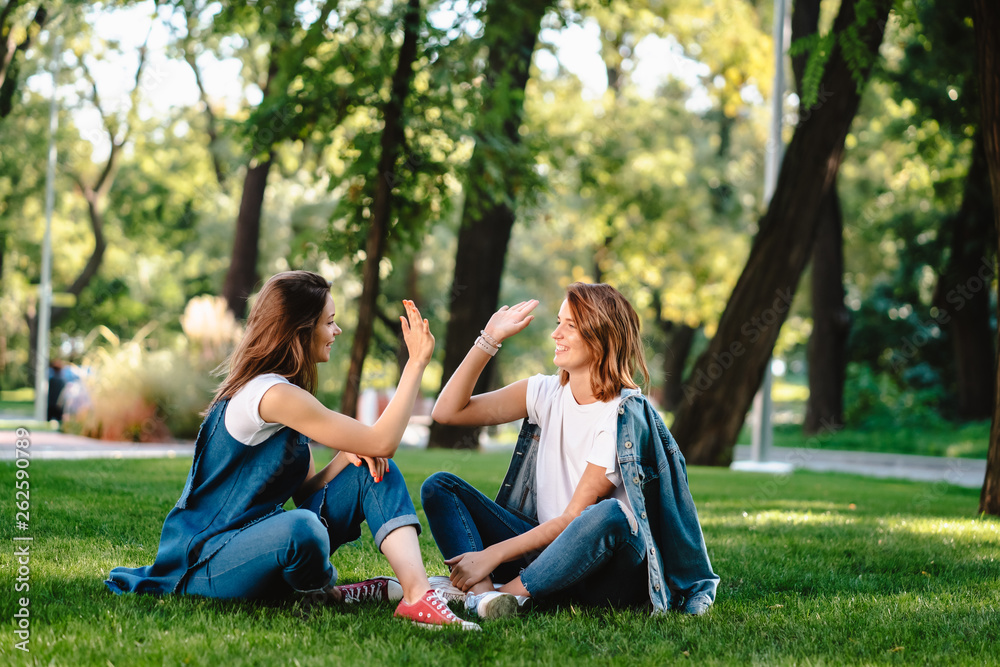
[105,399,311,595]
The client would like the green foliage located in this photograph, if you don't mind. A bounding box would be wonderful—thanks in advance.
[837,0,986,427]
[0,0,989,442]
[842,363,950,431]
[1,452,997,665]
[788,31,834,109]
[788,0,901,109]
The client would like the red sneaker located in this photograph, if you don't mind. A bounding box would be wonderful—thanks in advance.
[338,577,403,604]
[394,589,481,631]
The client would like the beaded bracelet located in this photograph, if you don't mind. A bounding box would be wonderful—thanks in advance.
[480,329,502,348]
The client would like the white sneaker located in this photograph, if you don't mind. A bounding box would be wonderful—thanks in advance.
[465,591,519,619]
[428,575,466,603]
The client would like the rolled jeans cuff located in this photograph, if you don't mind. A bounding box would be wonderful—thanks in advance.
[373,513,421,550]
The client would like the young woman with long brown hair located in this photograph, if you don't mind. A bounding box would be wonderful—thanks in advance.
[422,282,718,619]
[107,271,478,630]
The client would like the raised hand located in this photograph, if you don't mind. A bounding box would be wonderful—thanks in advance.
[482,300,539,345]
[399,300,435,366]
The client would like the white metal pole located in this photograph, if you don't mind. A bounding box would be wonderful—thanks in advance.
[751,0,789,461]
[33,35,60,423]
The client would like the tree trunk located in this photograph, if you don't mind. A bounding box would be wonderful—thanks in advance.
[220,8,291,320]
[427,0,552,449]
[341,0,421,418]
[933,138,995,420]
[662,321,697,412]
[222,158,272,318]
[973,0,1000,516]
[792,0,849,435]
[671,0,893,465]
[804,177,850,433]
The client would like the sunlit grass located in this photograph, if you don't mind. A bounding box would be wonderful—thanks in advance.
[1,451,997,665]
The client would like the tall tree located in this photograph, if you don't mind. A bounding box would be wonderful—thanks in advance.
[219,2,295,319]
[340,0,421,417]
[671,0,893,465]
[794,0,849,434]
[934,137,995,420]
[973,0,1000,516]
[804,177,849,433]
[0,0,47,310]
[428,1,553,449]
[898,1,994,421]
[26,20,153,369]
[174,0,230,188]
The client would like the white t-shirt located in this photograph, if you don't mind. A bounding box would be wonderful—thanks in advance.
[526,374,634,525]
[224,373,292,446]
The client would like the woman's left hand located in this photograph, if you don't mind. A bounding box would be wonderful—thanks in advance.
[444,549,500,591]
[344,452,388,482]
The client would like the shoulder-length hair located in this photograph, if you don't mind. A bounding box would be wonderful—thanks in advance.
[559,282,650,403]
[210,271,331,406]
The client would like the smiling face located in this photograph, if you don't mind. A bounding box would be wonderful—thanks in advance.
[311,293,342,363]
[552,299,592,376]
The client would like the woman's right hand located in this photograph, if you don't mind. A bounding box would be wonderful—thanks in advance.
[344,451,388,482]
[400,299,435,366]
[482,300,538,344]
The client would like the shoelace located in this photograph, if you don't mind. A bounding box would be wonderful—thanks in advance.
[426,591,457,620]
[345,581,381,602]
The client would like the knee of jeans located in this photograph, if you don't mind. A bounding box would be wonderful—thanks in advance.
[580,499,631,536]
[288,511,330,556]
[420,471,458,507]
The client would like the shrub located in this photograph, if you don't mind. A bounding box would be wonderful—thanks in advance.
[64,297,239,441]
[843,363,948,431]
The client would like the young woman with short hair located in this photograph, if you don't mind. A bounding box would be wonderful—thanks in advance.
[422,282,718,619]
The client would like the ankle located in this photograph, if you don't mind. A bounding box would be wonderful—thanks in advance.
[402,582,430,605]
[468,581,495,596]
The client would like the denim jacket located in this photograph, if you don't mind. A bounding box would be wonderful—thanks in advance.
[494,388,719,614]
[105,399,311,595]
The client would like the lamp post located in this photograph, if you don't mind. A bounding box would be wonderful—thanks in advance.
[748,0,789,467]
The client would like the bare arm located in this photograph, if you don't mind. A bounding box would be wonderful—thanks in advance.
[259,300,433,459]
[431,300,538,427]
[294,448,389,505]
[446,463,616,591]
[293,448,352,505]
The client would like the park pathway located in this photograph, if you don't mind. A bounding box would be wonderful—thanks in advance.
[0,426,987,489]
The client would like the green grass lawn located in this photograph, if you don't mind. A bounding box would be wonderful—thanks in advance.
[2,449,998,666]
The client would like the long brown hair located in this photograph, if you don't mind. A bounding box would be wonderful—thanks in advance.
[559,282,650,402]
[211,271,331,405]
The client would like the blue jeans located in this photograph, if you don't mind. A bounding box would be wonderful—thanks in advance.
[183,459,420,599]
[421,472,649,607]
